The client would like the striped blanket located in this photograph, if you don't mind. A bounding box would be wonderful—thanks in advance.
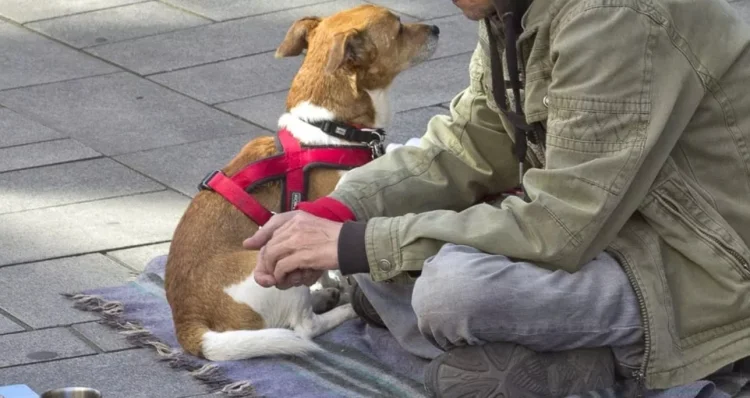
[65,255,750,398]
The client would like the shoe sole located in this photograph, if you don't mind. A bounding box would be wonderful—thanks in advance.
[424,343,615,398]
[351,283,387,329]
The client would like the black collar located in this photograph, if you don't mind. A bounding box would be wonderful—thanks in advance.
[306,120,386,158]
[307,120,385,145]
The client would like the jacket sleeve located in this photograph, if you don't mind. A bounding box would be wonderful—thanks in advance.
[332,5,704,282]
[327,44,523,281]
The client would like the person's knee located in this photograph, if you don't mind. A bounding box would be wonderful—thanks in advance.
[412,255,488,347]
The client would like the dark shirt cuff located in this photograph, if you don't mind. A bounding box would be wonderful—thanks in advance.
[338,221,370,275]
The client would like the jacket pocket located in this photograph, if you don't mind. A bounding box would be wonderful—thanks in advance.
[642,179,750,280]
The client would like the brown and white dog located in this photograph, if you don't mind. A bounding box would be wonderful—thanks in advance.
[164,4,440,362]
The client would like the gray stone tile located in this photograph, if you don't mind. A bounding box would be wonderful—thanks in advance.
[0,21,119,90]
[0,255,132,328]
[115,132,267,196]
[0,349,208,397]
[388,106,449,145]
[161,0,329,21]
[71,322,136,352]
[0,158,164,214]
[0,191,190,266]
[27,1,211,49]
[216,90,289,131]
[0,314,24,334]
[0,72,259,156]
[149,50,303,104]
[0,108,64,148]
[391,52,471,112]
[0,139,101,173]
[429,14,479,60]
[0,328,95,368]
[86,0,367,75]
[107,242,171,272]
[0,0,143,23]
[365,0,461,19]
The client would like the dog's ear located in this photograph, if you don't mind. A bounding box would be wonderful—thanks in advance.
[325,29,369,74]
[275,16,321,58]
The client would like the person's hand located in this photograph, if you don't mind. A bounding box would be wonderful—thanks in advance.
[243,211,343,289]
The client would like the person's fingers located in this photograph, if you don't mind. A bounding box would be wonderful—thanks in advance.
[253,246,276,287]
[273,253,310,288]
[242,212,296,249]
[275,270,304,290]
[302,269,320,286]
[261,234,294,274]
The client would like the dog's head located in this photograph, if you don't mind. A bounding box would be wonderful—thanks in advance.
[275,4,439,89]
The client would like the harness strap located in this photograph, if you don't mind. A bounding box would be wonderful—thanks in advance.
[199,127,376,226]
[201,170,275,225]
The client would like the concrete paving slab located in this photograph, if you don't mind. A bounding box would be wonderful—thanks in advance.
[161,0,330,21]
[27,1,211,49]
[115,132,266,196]
[0,314,24,335]
[365,0,461,19]
[390,52,471,112]
[0,328,96,368]
[0,139,101,173]
[0,108,64,149]
[0,21,119,91]
[86,0,367,75]
[149,50,304,104]
[71,322,136,352]
[0,158,164,215]
[0,349,209,398]
[0,0,143,23]
[0,255,132,328]
[388,106,449,145]
[216,90,289,131]
[107,242,171,272]
[0,72,260,156]
[0,191,189,266]
[428,14,479,60]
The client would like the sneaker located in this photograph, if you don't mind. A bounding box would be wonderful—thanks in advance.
[350,281,387,329]
[424,342,616,398]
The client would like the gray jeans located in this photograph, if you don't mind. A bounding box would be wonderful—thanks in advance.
[352,243,645,376]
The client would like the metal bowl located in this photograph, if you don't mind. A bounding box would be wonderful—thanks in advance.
[39,387,102,398]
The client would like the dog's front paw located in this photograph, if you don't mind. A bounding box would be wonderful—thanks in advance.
[311,287,340,314]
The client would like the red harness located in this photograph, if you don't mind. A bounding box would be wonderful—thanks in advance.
[199,127,377,226]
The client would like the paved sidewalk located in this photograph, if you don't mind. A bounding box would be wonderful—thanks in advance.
[0,0,748,397]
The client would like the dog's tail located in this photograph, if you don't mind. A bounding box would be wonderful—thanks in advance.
[198,328,322,361]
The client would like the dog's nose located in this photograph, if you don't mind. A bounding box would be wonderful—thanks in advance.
[430,25,440,36]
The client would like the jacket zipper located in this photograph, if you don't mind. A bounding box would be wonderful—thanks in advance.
[607,247,650,398]
[657,195,750,277]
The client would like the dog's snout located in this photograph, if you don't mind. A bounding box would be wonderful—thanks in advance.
[430,25,440,36]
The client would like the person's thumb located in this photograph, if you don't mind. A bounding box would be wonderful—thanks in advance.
[243,212,294,249]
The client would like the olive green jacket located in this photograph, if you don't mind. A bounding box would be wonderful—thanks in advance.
[329,0,750,389]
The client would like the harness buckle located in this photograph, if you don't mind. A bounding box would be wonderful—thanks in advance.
[365,129,385,158]
[198,170,221,191]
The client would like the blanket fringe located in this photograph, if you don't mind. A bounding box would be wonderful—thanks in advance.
[62,293,257,397]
